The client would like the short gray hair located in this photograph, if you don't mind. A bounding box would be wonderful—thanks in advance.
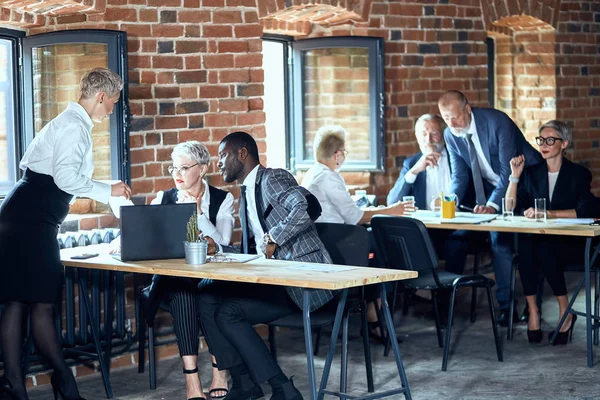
[171,141,211,166]
[438,90,469,108]
[539,120,572,149]
[415,114,445,135]
[313,125,346,160]
[80,68,123,99]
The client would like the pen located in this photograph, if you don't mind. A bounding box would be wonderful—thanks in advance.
[458,205,473,212]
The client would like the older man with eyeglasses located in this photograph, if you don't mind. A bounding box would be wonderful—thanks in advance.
[438,90,542,326]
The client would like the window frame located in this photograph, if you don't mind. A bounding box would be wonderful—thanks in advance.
[0,28,25,198]
[291,36,386,172]
[21,29,131,184]
[262,34,293,170]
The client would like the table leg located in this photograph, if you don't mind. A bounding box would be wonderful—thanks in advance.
[317,289,348,400]
[77,268,114,398]
[585,238,593,367]
[380,283,412,400]
[303,290,317,400]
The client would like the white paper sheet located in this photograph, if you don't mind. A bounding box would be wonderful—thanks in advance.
[439,214,497,224]
[207,253,262,263]
[108,196,134,219]
[555,218,596,225]
[282,264,357,273]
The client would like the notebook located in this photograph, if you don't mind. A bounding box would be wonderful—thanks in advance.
[119,203,196,261]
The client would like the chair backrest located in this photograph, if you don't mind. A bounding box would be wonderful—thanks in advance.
[371,215,439,277]
[315,223,370,267]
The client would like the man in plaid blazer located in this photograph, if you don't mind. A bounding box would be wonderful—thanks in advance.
[198,131,333,400]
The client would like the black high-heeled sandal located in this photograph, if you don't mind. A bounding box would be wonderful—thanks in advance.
[208,363,229,400]
[183,367,207,400]
[549,314,577,345]
[51,375,86,400]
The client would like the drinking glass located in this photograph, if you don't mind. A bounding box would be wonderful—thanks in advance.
[502,197,514,221]
[402,196,416,213]
[534,198,546,223]
[430,195,441,216]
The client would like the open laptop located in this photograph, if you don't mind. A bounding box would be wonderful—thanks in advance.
[118,203,196,262]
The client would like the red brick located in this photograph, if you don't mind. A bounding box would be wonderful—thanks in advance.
[156,116,188,130]
[203,25,233,38]
[237,111,265,126]
[218,69,250,83]
[104,8,136,21]
[234,24,263,38]
[152,25,184,38]
[200,85,230,98]
[139,9,158,22]
[203,54,234,69]
[219,99,248,112]
[178,10,211,23]
[218,41,248,53]
[213,10,243,24]
[235,54,262,68]
[152,56,183,69]
[155,86,180,98]
[205,113,236,127]
[131,149,155,164]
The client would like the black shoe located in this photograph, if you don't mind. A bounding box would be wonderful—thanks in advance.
[497,309,518,327]
[270,377,302,400]
[51,375,86,400]
[0,376,19,400]
[549,315,577,345]
[527,329,543,343]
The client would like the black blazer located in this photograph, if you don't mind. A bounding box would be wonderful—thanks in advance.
[516,158,597,218]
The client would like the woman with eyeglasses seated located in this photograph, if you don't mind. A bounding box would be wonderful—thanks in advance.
[507,120,598,345]
[119,141,233,400]
[301,124,414,342]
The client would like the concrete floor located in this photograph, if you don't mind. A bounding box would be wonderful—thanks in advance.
[27,271,600,399]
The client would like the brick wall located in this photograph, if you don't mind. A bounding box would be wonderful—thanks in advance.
[304,47,371,161]
[9,0,599,200]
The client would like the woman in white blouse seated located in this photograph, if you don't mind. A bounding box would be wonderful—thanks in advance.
[302,124,412,224]
[301,125,413,343]
[139,141,234,400]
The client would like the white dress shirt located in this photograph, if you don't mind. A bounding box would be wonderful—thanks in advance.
[548,171,559,203]
[301,162,364,224]
[403,150,453,210]
[465,115,500,188]
[241,165,266,251]
[152,180,235,246]
[20,102,111,204]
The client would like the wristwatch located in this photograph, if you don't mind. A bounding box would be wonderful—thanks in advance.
[264,233,276,245]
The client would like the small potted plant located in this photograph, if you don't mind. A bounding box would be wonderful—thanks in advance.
[183,212,208,265]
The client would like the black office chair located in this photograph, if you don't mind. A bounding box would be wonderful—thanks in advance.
[371,215,503,371]
[267,222,374,393]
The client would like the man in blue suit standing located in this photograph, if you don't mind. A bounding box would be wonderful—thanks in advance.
[438,90,542,326]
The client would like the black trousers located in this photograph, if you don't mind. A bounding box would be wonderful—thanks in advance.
[198,282,299,384]
[518,234,587,297]
[164,277,211,357]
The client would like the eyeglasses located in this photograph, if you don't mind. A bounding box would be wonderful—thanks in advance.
[535,136,563,146]
[168,163,198,176]
[338,149,349,157]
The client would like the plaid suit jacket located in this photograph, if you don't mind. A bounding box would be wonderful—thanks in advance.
[250,166,334,312]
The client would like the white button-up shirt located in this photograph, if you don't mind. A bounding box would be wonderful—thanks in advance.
[152,180,235,246]
[241,165,266,248]
[20,102,111,204]
[301,162,364,224]
[403,150,453,210]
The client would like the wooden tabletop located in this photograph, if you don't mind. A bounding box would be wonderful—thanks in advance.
[60,244,418,290]
[414,214,600,237]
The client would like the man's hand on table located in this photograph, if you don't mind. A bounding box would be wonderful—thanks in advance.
[473,205,496,214]
[205,236,217,255]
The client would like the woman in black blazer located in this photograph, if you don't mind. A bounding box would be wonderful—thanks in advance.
[507,120,598,345]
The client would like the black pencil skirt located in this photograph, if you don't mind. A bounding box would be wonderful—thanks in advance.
[0,169,73,304]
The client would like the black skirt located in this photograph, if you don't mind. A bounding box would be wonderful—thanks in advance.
[0,169,73,304]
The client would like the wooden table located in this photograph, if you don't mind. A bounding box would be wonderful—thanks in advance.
[61,245,418,400]
[412,213,600,367]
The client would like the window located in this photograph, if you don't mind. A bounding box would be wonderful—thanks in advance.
[292,37,385,172]
[1,29,130,201]
[262,37,290,169]
[262,36,385,172]
[22,30,131,185]
[0,29,24,196]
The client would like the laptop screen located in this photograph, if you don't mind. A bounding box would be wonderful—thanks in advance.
[119,203,196,261]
